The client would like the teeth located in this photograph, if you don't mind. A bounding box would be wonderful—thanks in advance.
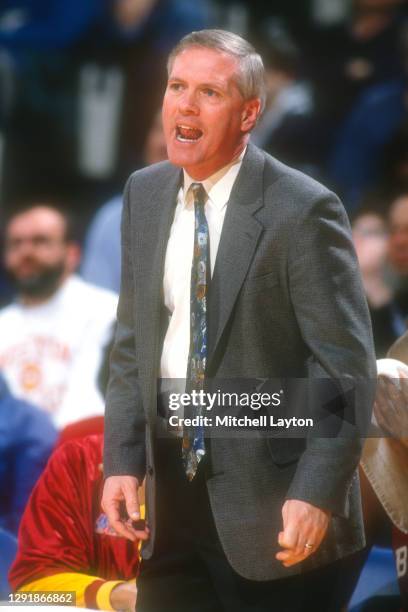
[177,135,196,142]
[176,125,202,141]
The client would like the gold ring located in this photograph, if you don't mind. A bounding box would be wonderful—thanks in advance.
[304,543,314,549]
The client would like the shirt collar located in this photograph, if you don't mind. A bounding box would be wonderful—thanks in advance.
[182,146,246,212]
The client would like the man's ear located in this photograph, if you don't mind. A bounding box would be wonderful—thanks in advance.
[66,242,81,274]
[241,98,262,133]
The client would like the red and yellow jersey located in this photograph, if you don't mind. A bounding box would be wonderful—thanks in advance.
[9,434,142,609]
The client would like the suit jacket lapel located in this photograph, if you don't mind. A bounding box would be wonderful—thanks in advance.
[207,144,265,366]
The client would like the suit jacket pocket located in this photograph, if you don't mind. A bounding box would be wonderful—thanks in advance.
[266,437,306,467]
[243,271,280,294]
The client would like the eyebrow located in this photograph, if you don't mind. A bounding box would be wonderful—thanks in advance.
[168,76,229,92]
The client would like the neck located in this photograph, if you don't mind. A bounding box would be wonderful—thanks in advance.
[187,139,248,181]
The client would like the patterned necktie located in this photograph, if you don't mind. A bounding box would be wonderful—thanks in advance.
[183,182,209,480]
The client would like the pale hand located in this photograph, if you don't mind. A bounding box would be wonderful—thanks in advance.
[110,580,137,612]
[101,475,149,542]
[374,369,408,445]
[276,499,331,567]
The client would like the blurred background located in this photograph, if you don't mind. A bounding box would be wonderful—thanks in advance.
[1,1,408,610]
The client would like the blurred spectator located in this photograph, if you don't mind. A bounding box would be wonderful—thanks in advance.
[388,193,408,317]
[0,373,57,534]
[327,78,407,212]
[381,121,408,198]
[81,110,167,292]
[0,0,209,216]
[0,1,104,204]
[0,1,100,54]
[106,0,210,52]
[0,205,117,429]
[9,434,142,611]
[76,0,210,189]
[352,206,405,356]
[360,354,408,609]
[301,0,407,154]
[250,32,317,172]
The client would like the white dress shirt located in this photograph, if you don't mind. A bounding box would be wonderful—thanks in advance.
[160,149,246,379]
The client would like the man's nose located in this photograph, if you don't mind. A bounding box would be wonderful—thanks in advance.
[178,90,199,115]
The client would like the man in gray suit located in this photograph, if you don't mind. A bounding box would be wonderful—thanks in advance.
[102,29,376,611]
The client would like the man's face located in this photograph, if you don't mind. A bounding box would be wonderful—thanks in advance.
[388,196,408,275]
[352,213,388,275]
[162,46,260,180]
[4,207,72,298]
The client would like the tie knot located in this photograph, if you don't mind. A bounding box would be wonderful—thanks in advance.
[190,183,206,206]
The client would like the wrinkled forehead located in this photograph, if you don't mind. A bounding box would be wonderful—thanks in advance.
[168,45,241,83]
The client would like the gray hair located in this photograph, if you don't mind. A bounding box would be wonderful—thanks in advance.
[167,29,266,113]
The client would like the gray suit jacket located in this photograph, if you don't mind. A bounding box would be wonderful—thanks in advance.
[104,143,377,580]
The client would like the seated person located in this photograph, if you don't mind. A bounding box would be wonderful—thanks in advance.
[8,434,143,611]
[0,205,118,430]
[359,349,408,610]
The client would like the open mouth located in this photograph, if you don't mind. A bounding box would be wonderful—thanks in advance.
[176,125,203,143]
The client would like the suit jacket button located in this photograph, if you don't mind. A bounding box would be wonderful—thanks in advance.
[147,466,154,476]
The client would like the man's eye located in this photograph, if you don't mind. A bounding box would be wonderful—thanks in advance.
[202,88,218,97]
[169,82,183,92]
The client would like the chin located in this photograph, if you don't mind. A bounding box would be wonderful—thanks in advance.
[168,150,198,169]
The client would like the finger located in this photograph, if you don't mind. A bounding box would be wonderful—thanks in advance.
[281,555,306,567]
[104,500,138,542]
[278,525,298,551]
[276,539,317,564]
[123,482,141,521]
[125,519,150,541]
[276,549,306,566]
[377,376,393,403]
[377,375,389,396]
[302,525,326,554]
[397,369,408,404]
[376,410,392,433]
[386,379,400,404]
[111,518,138,541]
[103,498,122,526]
[374,381,388,412]
[292,532,315,556]
[281,501,289,523]
[276,549,300,561]
[276,531,322,566]
[295,518,328,559]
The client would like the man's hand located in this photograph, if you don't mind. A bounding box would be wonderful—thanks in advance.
[102,475,149,542]
[110,580,137,612]
[374,369,408,443]
[275,499,331,567]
